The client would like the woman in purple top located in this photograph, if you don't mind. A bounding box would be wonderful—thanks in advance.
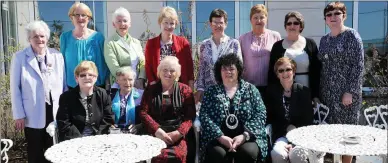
[239,4,281,96]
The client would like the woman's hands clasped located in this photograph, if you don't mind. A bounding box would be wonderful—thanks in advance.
[217,134,246,152]
[155,128,183,145]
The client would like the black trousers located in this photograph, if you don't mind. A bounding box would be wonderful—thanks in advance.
[24,102,53,163]
[205,139,261,163]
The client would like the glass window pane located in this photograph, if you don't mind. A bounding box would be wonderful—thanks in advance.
[82,1,106,35]
[37,1,75,33]
[166,1,192,42]
[358,2,388,87]
[196,2,235,42]
[239,1,264,35]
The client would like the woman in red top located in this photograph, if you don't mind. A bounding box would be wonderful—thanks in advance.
[145,6,194,89]
[140,56,195,163]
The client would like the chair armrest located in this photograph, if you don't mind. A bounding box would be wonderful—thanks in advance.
[46,121,57,137]
[193,116,201,132]
[265,124,273,146]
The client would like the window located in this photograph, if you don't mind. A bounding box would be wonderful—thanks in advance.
[358,2,388,87]
[38,1,106,36]
[82,1,106,35]
[38,1,75,33]
[239,1,265,35]
[166,1,193,42]
[196,2,235,42]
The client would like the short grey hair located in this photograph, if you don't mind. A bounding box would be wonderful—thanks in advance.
[157,56,181,81]
[25,20,51,41]
[116,66,137,79]
[112,7,131,23]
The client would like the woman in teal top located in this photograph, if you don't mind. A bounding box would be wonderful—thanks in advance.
[60,2,108,88]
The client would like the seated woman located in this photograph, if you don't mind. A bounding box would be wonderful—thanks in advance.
[56,61,114,141]
[139,56,196,163]
[110,66,144,129]
[199,53,267,163]
[266,57,320,163]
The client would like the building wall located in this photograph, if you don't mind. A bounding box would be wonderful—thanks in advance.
[15,1,37,47]
[267,1,326,45]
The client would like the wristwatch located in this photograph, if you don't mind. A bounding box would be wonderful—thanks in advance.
[243,132,250,141]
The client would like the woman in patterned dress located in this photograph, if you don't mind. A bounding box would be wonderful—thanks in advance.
[145,6,194,89]
[140,56,196,163]
[318,2,364,163]
[199,53,267,163]
[194,9,243,104]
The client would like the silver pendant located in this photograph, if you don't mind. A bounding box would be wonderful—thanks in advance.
[225,114,238,130]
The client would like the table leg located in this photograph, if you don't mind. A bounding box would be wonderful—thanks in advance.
[333,154,342,163]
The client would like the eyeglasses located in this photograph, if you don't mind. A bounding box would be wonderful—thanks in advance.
[73,13,89,18]
[79,73,96,78]
[286,21,300,26]
[277,68,293,73]
[325,12,342,17]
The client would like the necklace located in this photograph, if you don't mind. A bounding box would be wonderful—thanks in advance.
[223,94,241,130]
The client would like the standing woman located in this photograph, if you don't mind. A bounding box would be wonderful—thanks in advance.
[105,7,146,91]
[268,11,321,101]
[239,4,281,96]
[318,2,364,163]
[195,8,243,104]
[145,6,194,88]
[10,20,66,163]
[60,2,108,89]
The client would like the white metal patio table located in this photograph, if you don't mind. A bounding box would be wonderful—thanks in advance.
[44,134,166,163]
[286,124,387,163]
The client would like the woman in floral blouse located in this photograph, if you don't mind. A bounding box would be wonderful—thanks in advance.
[199,53,267,163]
[145,6,194,89]
[195,9,242,104]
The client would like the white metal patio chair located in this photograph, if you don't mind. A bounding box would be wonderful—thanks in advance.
[357,105,388,163]
[1,139,13,163]
[266,103,329,163]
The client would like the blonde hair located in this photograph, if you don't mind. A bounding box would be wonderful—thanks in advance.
[250,4,268,19]
[68,2,93,20]
[74,61,98,77]
[158,6,179,25]
[157,56,181,81]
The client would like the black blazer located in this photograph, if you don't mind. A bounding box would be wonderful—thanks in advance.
[267,38,321,98]
[56,86,114,141]
[265,83,313,142]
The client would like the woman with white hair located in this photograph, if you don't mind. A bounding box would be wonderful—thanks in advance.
[110,66,144,129]
[10,20,66,163]
[105,7,146,91]
[139,56,195,163]
[60,2,108,89]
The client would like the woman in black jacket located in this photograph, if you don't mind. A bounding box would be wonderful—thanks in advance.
[56,61,114,141]
[267,11,321,103]
[266,57,318,163]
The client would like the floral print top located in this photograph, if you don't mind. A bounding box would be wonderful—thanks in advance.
[195,35,242,91]
[317,28,364,124]
[199,80,267,162]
